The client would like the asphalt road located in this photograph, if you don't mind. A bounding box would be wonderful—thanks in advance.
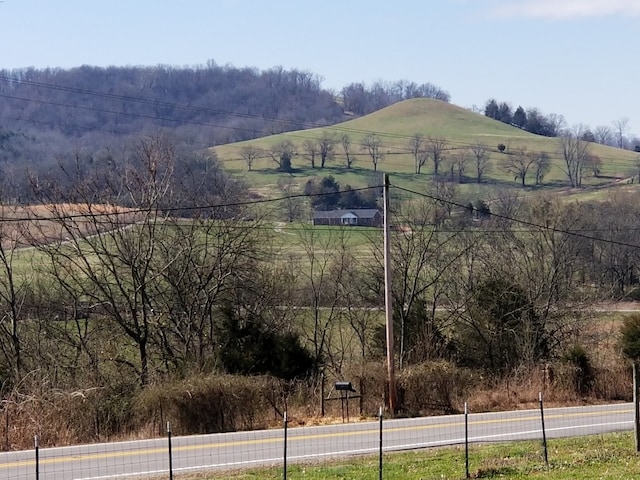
[0,402,633,479]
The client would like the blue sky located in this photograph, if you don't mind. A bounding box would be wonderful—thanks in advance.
[1,0,638,136]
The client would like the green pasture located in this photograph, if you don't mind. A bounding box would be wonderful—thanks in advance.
[6,222,380,289]
[198,431,640,479]
[0,247,54,285]
[269,223,378,252]
[212,98,640,202]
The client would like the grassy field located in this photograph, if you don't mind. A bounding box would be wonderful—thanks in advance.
[185,432,640,479]
[211,98,640,202]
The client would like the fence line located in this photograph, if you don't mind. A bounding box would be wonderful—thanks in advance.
[0,400,634,479]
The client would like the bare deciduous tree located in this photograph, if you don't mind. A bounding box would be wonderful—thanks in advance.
[560,126,591,187]
[293,225,356,374]
[240,145,260,172]
[426,137,447,177]
[452,149,469,183]
[361,134,384,171]
[408,133,428,174]
[341,134,354,169]
[586,154,602,177]
[302,139,318,169]
[369,198,470,367]
[0,205,30,379]
[591,193,640,296]
[594,125,613,146]
[503,148,535,186]
[30,134,263,384]
[613,117,629,149]
[277,176,304,222]
[547,113,567,137]
[471,143,490,183]
[270,140,296,172]
[151,213,265,373]
[31,134,177,386]
[318,131,336,168]
[451,197,593,373]
[533,152,550,185]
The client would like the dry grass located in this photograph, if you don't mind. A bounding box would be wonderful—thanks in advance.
[0,203,138,248]
[1,358,632,450]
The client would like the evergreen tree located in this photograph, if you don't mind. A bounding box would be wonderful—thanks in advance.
[484,99,499,119]
[513,106,527,128]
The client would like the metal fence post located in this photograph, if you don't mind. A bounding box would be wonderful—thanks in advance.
[539,392,549,467]
[4,403,9,452]
[465,402,469,479]
[34,434,39,480]
[378,406,383,480]
[167,421,173,480]
[634,361,640,452]
[321,372,325,417]
[283,411,288,480]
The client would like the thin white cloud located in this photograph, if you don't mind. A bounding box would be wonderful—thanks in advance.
[491,0,640,19]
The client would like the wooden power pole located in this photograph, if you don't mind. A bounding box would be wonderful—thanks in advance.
[383,174,397,413]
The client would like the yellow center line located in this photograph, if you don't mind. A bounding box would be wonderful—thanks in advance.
[0,408,632,470]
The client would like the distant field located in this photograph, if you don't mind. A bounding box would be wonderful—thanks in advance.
[0,203,137,248]
[211,98,639,203]
[0,203,138,281]
[270,222,378,249]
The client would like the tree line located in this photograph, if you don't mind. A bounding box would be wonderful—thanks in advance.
[249,129,612,190]
[485,98,640,151]
[341,80,451,115]
[0,63,454,205]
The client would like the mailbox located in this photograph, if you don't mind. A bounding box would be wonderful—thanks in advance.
[335,381,356,392]
[322,380,361,422]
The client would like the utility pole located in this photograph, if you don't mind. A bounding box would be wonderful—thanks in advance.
[383,174,397,413]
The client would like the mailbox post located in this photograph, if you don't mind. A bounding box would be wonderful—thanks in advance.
[335,381,357,423]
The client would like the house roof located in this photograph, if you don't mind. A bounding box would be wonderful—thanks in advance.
[313,209,382,219]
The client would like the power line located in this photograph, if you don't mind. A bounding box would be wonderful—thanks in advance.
[2,106,633,177]
[0,74,338,132]
[0,76,560,147]
[1,77,637,175]
[392,185,640,250]
[0,186,380,223]
[0,75,438,143]
[0,76,435,144]
[1,176,639,252]
[0,93,264,136]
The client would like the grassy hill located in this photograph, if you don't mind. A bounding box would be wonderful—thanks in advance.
[211,98,640,200]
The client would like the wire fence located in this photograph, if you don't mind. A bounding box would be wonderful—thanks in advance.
[0,396,634,480]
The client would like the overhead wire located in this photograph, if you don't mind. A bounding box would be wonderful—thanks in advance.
[2,177,640,252]
[3,74,632,155]
[0,186,380,223]
[392,185,640,250]
[1,75,638,178]
[0,76,430,146]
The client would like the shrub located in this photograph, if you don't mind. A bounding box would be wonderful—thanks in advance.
[218,308,316,380]
[397,361,475,415]
[1,375,139,448]
[134,374,283,435]
[561,345,595,396]
[344,362,388,416]
[453,277,548,374]
[620,314,640,361]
